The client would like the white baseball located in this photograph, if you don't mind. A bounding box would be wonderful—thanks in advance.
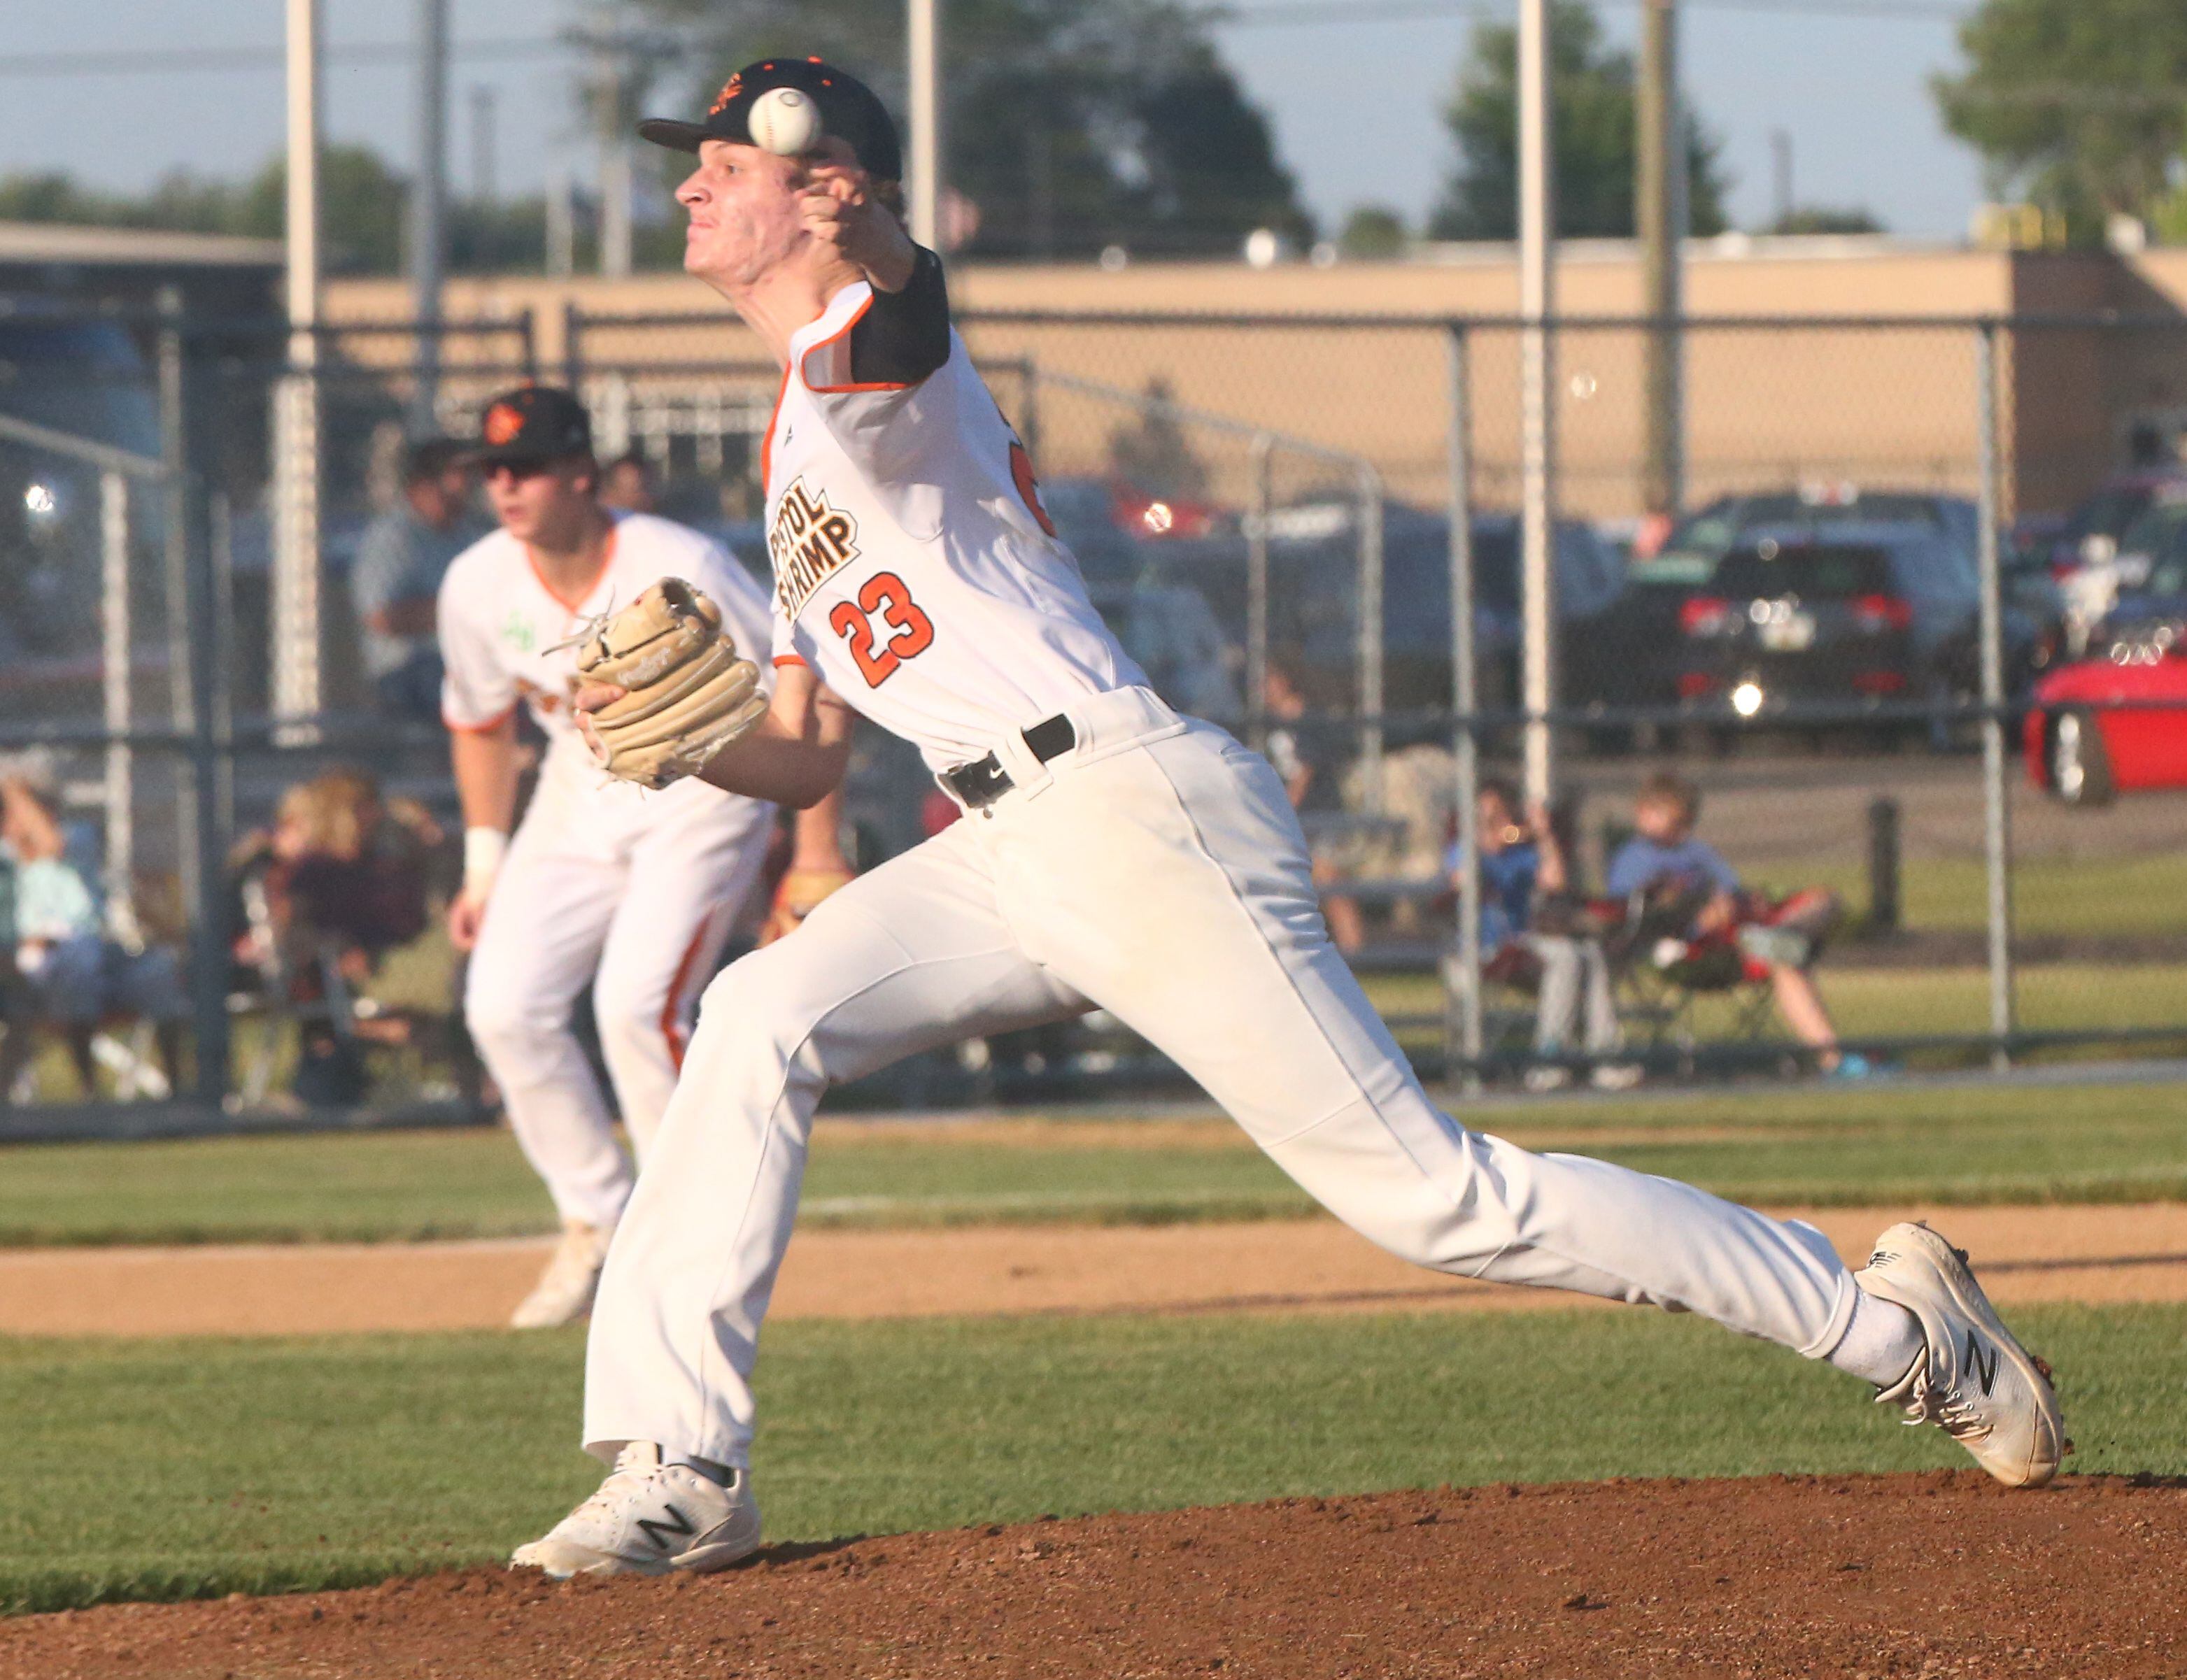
[748,87,822,156]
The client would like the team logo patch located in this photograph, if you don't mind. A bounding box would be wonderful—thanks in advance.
[769,476,862,618]
[709,73,744,115]
[483,403,525,446]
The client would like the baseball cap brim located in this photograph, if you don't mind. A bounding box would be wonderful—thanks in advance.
[636,118,714,154]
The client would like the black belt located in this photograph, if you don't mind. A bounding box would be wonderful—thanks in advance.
[941,714,1077,810]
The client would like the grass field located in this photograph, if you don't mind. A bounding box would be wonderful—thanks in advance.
[0,1301,2174,1615]
[1753,850,2187,943]
[6,1079,2187,1246]
[1366,964,2187,1049]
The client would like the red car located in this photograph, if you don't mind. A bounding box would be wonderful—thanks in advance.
[2025,639,2187,805]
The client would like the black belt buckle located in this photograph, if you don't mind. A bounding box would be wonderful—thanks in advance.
[943,714,1077,811]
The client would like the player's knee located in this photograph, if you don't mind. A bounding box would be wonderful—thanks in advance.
[690,943,828,1055]
[463,986,561,1058]
[590,971,671,1061]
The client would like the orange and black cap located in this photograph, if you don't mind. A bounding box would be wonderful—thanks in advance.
[637,57,902,182]
[465,385,592,469]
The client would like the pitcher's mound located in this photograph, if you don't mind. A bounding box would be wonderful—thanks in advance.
[10,1472,2183,1679]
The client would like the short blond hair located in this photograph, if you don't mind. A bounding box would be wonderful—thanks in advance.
[1635,769,1699,827]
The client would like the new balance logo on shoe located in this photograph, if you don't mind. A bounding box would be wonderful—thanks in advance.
[1965,1329,2000,1396]
[636,1504,696,1553]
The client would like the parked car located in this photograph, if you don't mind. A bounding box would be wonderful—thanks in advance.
[1145,501,1639,723]
[0,311,168,719]
[1645,486,1979,581]
[2025,546,2187,805]
[1625,488,1983,704]
[1662,525,1986,735]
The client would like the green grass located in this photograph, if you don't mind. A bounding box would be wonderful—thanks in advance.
[8,1077,2187,1246]
[1369,963,2187,1045]
[0,1302,2175,1614]
[1753,850,2187,943]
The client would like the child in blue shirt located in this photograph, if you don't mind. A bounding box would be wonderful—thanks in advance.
[1606,771,1867,1079]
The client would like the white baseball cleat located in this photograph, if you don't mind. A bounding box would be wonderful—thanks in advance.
[509,1219,615,1329]
[1855,1221,2067,1488]
[511,1442,762,1578]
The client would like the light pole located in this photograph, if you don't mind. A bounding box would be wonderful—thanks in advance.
[274,0,324,729]
[409,0,448,432]
[908,0,944,249]
[1517,0,1557,806]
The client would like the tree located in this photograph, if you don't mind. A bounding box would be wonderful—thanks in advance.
[239,146,410,273]
[623,0,1311,257]
[1934,0,2187,242]
[1339,205,1409,259]
[0,145,409,273]
[1769,206,1885,236]
[1429,0,1727,241]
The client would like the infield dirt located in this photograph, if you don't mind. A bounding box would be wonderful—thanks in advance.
[8,1202,2187,1336]
[6,1472,2182,1679]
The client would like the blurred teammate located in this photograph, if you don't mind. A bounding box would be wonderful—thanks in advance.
[353,438,481,722]
[512,59,2062,1579]
[439,385,848,1327]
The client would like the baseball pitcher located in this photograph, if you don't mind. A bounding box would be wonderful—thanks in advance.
[511,60,2063,1577]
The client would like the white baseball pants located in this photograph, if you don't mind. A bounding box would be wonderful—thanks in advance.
[582,688,1853,1466]
[466,775,777,1229]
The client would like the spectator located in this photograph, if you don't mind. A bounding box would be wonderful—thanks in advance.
[1450,778,1635,1092]
[0,760,184,1096]
[351,439,481,722]
[1606,770,1866,1078]
[231,768,444,1106]
[1263,659,1364,953]
[598,451,658,514]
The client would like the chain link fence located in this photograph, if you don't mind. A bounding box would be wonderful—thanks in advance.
[5,300,2187,1127]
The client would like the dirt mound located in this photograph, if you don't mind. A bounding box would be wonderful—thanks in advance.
[9,1473,2184,1679]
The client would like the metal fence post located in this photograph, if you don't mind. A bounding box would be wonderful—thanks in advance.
[1356,464,1385,813]
[1446,325,1483,1090]
[1975,322,2016,1069]
[158,306,232,1104]
[517,305,539,382]
[562,299,584,390]
[98,469,138,949]
[1245,432,1273,751]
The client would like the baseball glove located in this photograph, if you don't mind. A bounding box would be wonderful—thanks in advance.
[576,578,769,790]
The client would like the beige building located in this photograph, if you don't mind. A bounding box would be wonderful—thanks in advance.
[326,239,2187,519]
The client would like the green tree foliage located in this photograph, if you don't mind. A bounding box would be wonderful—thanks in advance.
[1934,0,2187,241]
[1338,205,1409,259]
[624,0,1312,257]
[1769,206,1885,236]
[0,148,569,276]
[1429,0,1727,241]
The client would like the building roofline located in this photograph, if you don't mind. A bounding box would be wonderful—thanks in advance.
[0,221,283,269]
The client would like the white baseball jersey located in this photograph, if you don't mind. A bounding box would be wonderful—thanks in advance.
[439,510,782,1234]
[763,274,1148,773]
[439,511,776,815]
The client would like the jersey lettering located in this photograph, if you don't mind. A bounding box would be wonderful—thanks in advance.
[828,571,935,688]
[768,476,862,618]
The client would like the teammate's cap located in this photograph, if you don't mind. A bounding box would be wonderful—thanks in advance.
[637,58,903,182]
[465,385,593,468]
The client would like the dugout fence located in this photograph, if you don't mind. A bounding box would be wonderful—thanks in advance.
[6,300,2187,1131]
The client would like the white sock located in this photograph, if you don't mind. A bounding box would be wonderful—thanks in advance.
[1825,1286,1925,1388]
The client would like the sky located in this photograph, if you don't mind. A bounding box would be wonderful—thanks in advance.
[0,0,1985,243]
